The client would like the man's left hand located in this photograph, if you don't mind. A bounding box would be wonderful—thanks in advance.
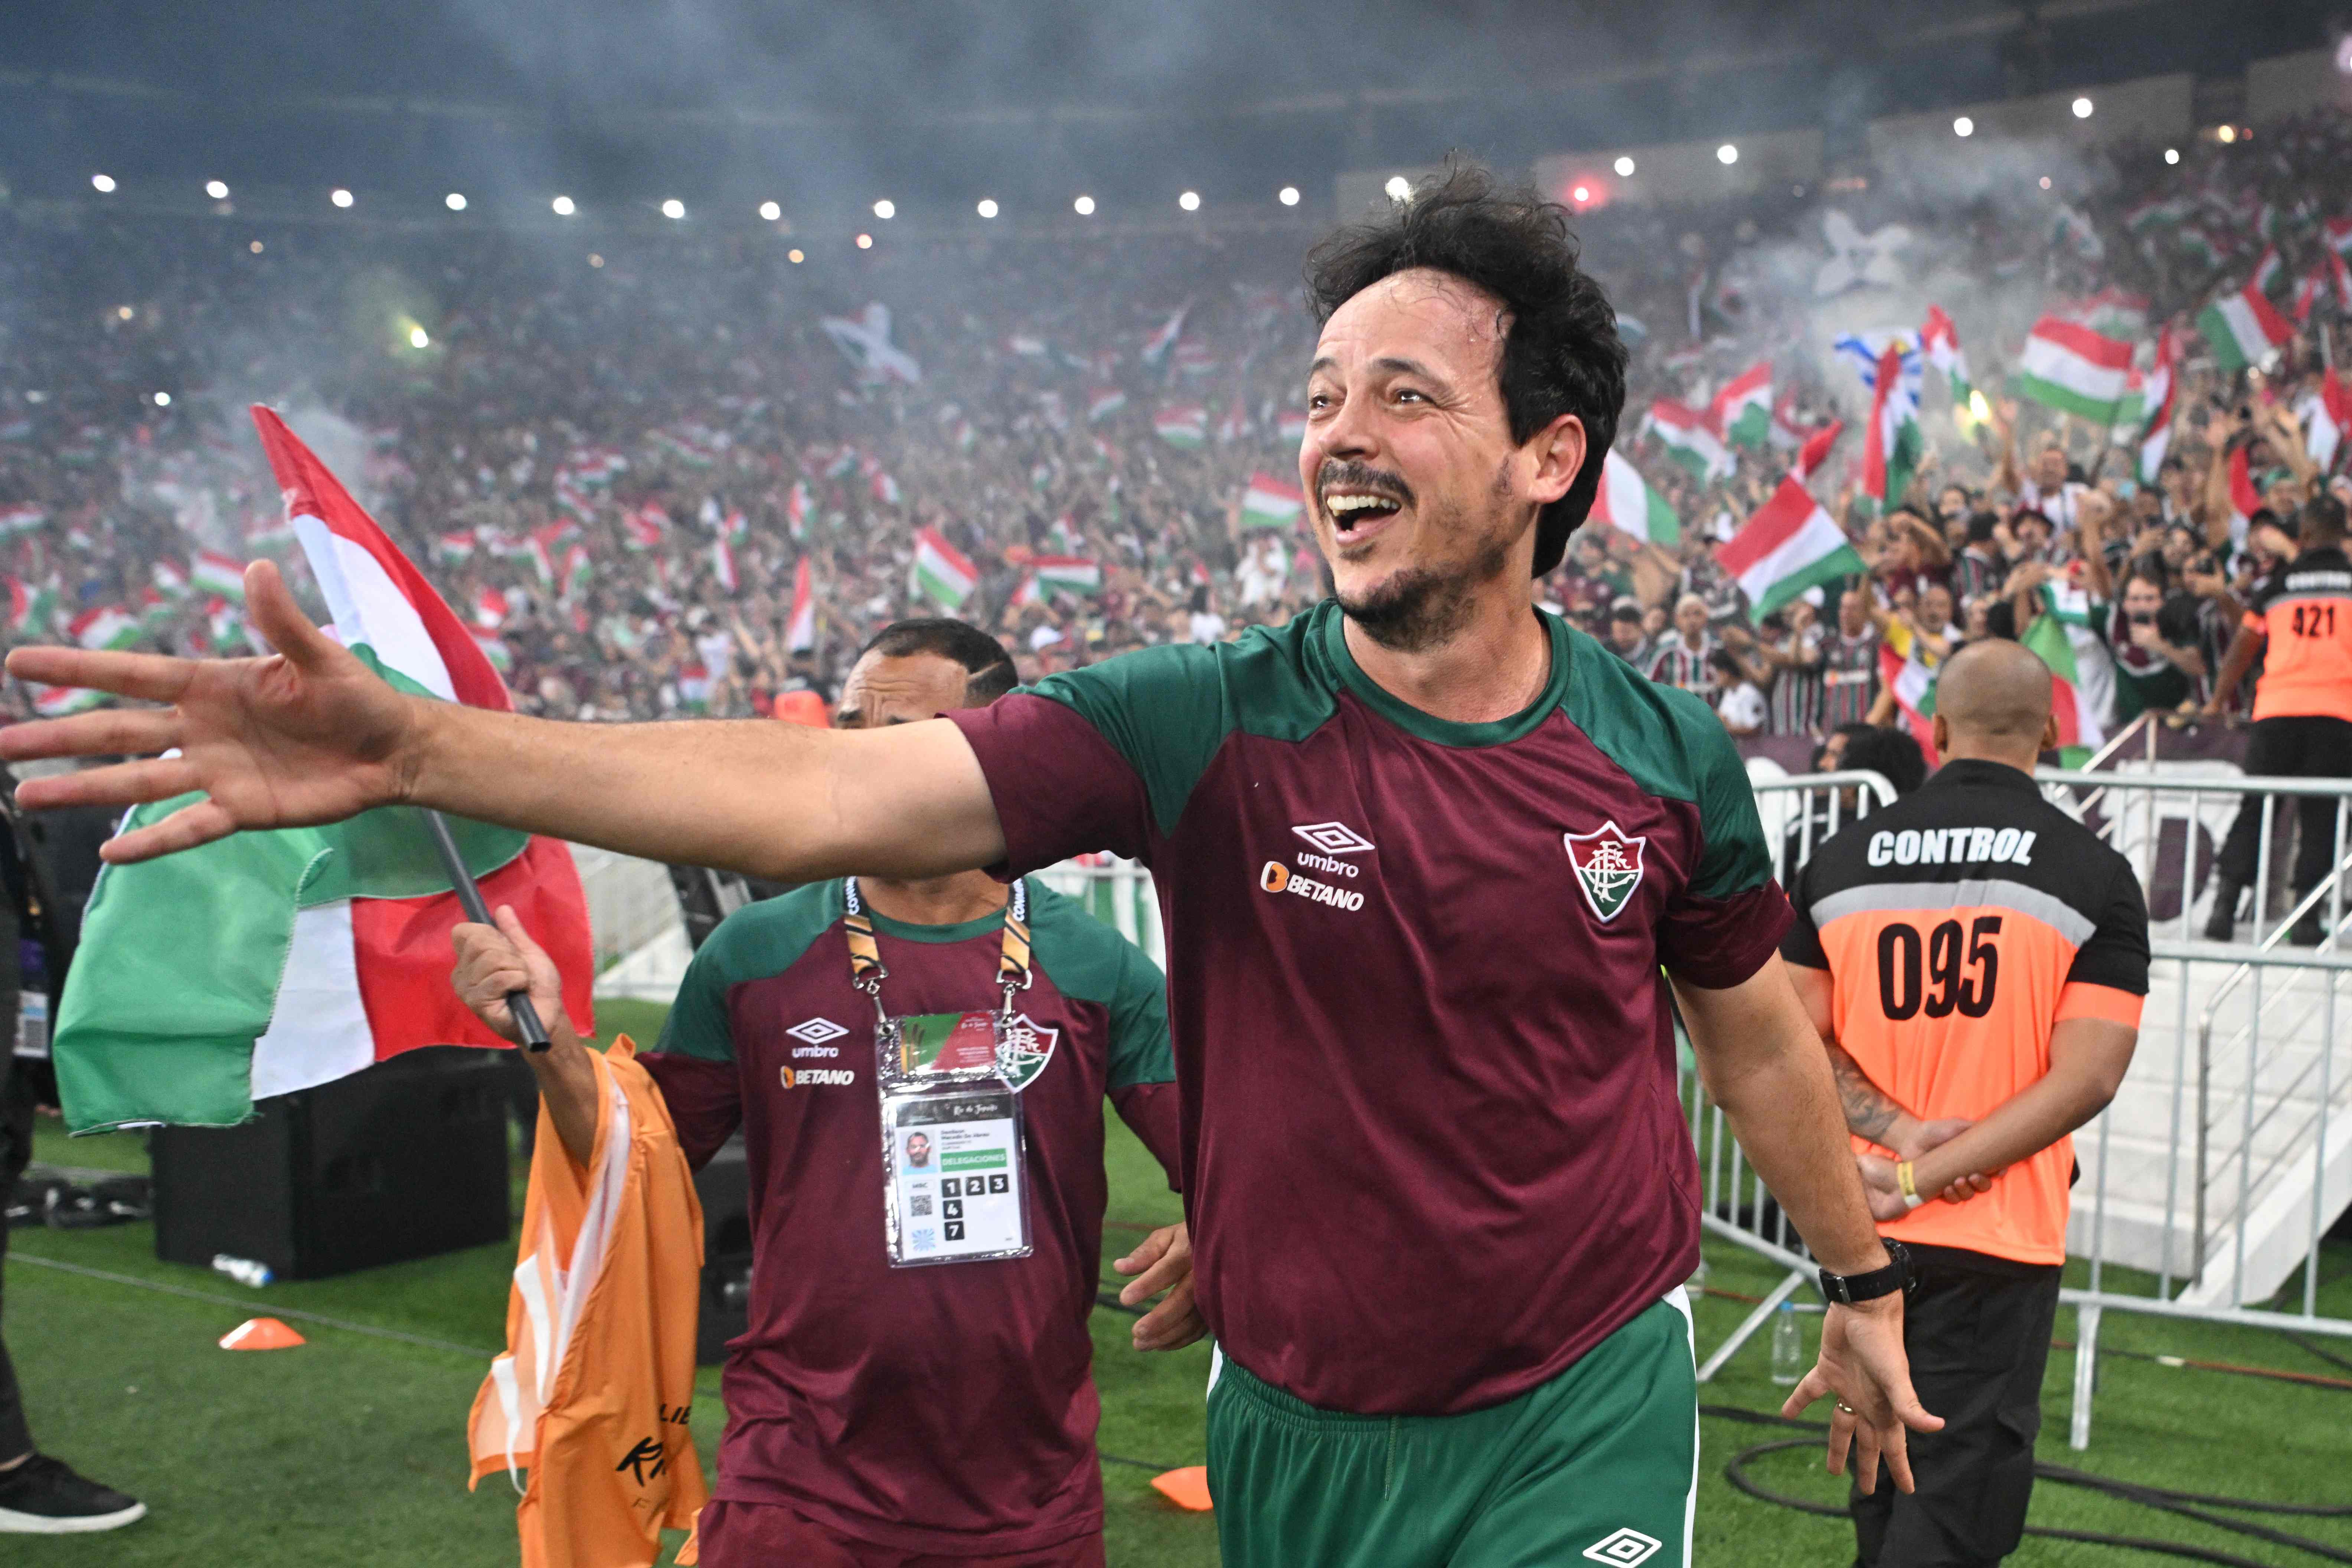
[1112,1221,1205,1352]
[1781,1293,1944,1495]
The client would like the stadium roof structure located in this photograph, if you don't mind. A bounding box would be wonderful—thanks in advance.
[0,0,2336,219]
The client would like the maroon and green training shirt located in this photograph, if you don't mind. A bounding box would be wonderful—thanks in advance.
[638,878,1180,1556]
[948,600,1789,1417]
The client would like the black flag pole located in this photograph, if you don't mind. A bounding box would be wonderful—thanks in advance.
[422,810,553,1052]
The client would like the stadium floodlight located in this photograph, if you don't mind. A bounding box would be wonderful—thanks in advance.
[153,392,171,407]
[1572,185,1591,204]
[2039,175,2052,189]
[1384,175,1412,200]
[588,253,604,267]
[1074,194,1095,215]
[1278,186,1300,206]
[1179,190,1201,211]
[873,199,895,220]
[1716,144,1738,165]
[2165,147,2180,165]
[787,248,804,264]
[662,199,685,220]
[91,174,116,193]
[116,306,134,320]
[552,195,577,216]
[856,232,873,249]
[1613,156,1635,177]
[205,180,229,200]
[2217,125,2237,144]
[331,188,354,208]
[759,200,781,221]
[249,240,264,253]
[2072,97,2093,119]
[409,326,430,349]
[977,198,999,219]
[446,192,467,211]
[1953,116,1974,138]
[2338,33,2352,75]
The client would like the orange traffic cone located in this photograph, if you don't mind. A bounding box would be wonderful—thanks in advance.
[219,1317,306,1350]
[1150,1466,1213,1512]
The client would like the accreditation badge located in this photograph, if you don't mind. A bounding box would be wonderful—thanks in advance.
[879,1082,1032,1267]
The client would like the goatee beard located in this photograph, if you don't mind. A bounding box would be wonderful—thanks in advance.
[1337,527,1513,654]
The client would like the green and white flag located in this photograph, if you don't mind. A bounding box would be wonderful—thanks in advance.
[2198,282,2292,374]
[1642,399,1733,483]
[1587,451,1680,546]
[913,526,979,608]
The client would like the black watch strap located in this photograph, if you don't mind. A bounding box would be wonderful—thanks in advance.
[1818,1239,1912,1306]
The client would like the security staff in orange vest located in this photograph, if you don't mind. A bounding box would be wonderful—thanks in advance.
[1780,640,2150,1568]
[2203,493,2352,943]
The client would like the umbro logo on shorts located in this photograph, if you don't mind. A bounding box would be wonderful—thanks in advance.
[1582,1526,1663,1565]
[1291,820,1375,856]
[787,1017,849,1046]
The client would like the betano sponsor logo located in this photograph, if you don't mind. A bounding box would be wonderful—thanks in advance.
[1259,859,1366,912]
[780,1065,857,1089]
[1866,826,2037,868]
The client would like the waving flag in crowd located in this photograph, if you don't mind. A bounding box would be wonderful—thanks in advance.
[786,556,817,652]
[1835,333,1921,507]
[1710,363,1773,450]
[2135,328,2179,484]
[2199,280,2292,373]
[1717,473,1865,621]
[1641,399,1733,482]
[2013,316,2133,424]
[912,526,978,609]
[1877,621,1939,765]
[1919,307,1971,405]
[2023,582,2108,765]
[1588,451,1680,547]
[49,406,594,1133]
[1239,473,1304,531]
[1154,404,1208,450]
[819,303,923,385]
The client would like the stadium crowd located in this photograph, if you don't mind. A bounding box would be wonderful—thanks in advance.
[5,110,2352,747]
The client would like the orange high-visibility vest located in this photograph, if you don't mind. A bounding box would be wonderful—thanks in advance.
[468,1036,710,1567]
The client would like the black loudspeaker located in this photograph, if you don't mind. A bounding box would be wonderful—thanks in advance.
[694,1133,753,1364]
[152,1046,510,1281]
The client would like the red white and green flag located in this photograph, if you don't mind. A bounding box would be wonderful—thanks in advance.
[2328,216,2352,258]
[1088,388,1128,423]
[1717,474,1866,621]
[1643,399,1733,482]
[0,504,44,538]
[2135,329,2179,484]
[710,537,739,593]
[69,605,140,651]
[191,549,247,601]
[1154,404,1208,450]
[151,559,190,599]
[785,480,813,540]
[6,576,58,637]
[2224,444,2261,539]
[1276,409,1309,443]
[1792,419,1845,485]
[786,556,816,652]
[1877,622,1939,765]
[32,685,105,718]
[2303,367,2352,473]
[1032,555,1101,597]
[912,527,979,609]
[1710,363,1773,449]
[2251,246,2285,297]
[2198,281,2292,373]
[2022,585,2107,764]
[1588,451,1680,546]
[2013,316,2133,423]
[622,508,665,552]
[1240,473,1305,531]
[469,626,512,672]
[433,530,477,564]
[559,545,592,599]
[1919,306,1972,404]
[49,406,592,1133]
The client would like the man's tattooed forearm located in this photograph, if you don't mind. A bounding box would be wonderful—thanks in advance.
[1827,1044,1904,1143]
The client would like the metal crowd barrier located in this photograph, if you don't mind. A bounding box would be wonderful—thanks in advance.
[1690,764,2352,1451]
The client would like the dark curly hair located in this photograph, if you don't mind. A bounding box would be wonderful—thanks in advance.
[1302,160,1627,577]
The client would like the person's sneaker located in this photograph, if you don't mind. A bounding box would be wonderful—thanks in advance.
[2203,880,2245,943]
[0,1454,146,1533]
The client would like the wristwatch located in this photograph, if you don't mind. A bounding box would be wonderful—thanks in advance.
[1817,1239,1915,1306]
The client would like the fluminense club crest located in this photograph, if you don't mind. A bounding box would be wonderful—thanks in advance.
[1564,821,1647,924]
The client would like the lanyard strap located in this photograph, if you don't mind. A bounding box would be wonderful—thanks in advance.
[842,877,1031,1018]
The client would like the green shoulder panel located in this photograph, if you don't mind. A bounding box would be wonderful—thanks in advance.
[1559,625,1775,900]
[1025,882,1175,1091]
[654,881,846,1063]
[1020,606,1340,838]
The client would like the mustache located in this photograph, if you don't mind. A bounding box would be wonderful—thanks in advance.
[1314,461,1415,510]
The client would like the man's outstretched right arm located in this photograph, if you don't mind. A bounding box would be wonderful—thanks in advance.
[0,561,1005,881]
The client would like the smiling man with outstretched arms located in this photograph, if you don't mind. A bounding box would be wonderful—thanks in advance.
[4,164,1933,1568]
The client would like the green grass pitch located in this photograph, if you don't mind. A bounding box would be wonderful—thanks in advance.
[7,996,2348,1564]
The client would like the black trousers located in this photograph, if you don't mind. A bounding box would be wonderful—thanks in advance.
[1851,1244,2061,1568]
[2215,714,2352,901]
[0,1052,33,1461]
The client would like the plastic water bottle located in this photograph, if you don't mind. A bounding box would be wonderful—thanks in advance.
[212,1254,274,1288]
[1769,1301,1804,1386]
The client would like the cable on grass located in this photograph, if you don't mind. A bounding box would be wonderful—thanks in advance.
[1702,1404,2352,1565]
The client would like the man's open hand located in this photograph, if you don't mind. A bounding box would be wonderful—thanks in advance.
[0,560,421,862]
[1781,1294,1944,1495]
[1112,1221,1205,1352]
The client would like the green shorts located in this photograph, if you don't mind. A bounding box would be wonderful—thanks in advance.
[1205,1293,1698,1568]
